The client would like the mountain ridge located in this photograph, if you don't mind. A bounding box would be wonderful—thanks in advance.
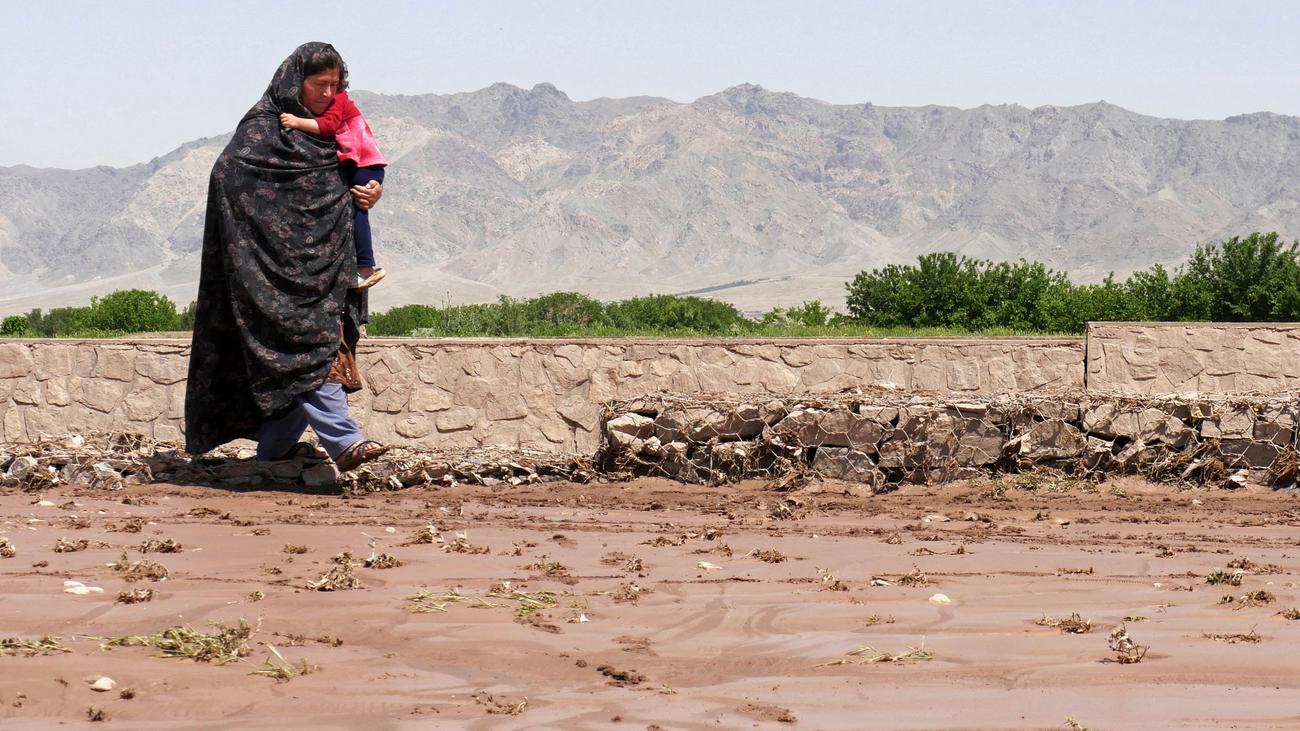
[1,83,1296,316]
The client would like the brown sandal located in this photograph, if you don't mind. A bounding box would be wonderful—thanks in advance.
[271,441,328,461]
[335,439,388,472]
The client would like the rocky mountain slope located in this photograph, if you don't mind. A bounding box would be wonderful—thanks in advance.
[2,83,1297,315]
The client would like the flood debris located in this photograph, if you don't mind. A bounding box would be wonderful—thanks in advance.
[1220,591,1275,609]
[0,636,71,657]
[115,588,154,604]
[98,620,255,663]
[250,645,318,682]
[1202,629,1262,644]
[1107,624,1148,663]
[307,552,361,591]
[472,692,529,715]
[1035,613,1093,634]
[815,643,933,667]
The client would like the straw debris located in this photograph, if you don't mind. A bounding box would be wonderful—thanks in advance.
[815,643,933,667]
[472,692,529,715]
[1205,569,1244,586]
[1202,629,1261,644]
[897,566,930,587]
[1220,590,1275,609]
[748,548,788,563]
[1035,613,1093,634]
[250,645,318,682]
[115,588,154,604]
[0,537,16,558]
[53,537,91,553]
[0,636,71,657]
[111,552,170,582]
[99,620,255,663]
[307,552,361,591]
[139,538,183,554]
[1279,608,1300,620]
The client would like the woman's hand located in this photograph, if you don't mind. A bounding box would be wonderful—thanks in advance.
[351,180,383,211]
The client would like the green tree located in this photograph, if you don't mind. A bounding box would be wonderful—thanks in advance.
[1,314,34,336]
[85,290,180,333]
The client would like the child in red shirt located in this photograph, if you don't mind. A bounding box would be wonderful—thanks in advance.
[281,90,388,289]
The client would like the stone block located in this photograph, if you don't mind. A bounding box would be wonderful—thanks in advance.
[945,359,981,391]
[812,447,883,486]
[153,423,182,444]
[1016,420,1087,460]
[34,345,74,379]
[134,353,187,384]
[123,386,169,422]
[44,378,71,406]
[557,396,600,432]
[372,383,411,413]
[409,387,454,412]
[607,413,655,441]
[0,344,35,379]
[485,393,529,421]
[91,349,135,382]
[3,407,25,442]
[80,380,127,413]
[395,414,431,439]
[435,407,478,433]
[11,379,40,405]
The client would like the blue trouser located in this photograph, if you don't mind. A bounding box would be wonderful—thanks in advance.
[256,383,364,461]
[351,165,385,268]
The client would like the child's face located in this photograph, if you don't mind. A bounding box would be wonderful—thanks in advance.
[301,68,340,116]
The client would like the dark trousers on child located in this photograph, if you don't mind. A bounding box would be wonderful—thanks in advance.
[350,165,385,268]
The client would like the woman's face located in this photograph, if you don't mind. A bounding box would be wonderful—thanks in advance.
[301,68,341,116]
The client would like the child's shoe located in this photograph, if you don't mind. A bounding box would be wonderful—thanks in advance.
[354,266,386,290]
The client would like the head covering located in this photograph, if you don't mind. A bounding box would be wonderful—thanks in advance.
[185,42,363,455]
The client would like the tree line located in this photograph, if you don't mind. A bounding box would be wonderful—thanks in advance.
[2,232,1295,337]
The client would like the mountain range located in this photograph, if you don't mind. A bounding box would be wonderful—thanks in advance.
[1,83,1297,316]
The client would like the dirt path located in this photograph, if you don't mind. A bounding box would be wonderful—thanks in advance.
[2,476,1299,729]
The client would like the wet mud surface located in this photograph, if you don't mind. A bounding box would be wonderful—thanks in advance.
[2,476,1300,729]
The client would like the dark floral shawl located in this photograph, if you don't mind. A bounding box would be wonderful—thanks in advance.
[185,42,361,455]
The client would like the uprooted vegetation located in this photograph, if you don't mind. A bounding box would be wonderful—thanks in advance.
[98,620,255,663]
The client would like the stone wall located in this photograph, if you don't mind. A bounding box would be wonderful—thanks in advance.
[1086,323,1300,396]
[0,337,1083,453]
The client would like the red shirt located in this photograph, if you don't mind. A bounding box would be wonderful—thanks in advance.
[315,90,361,137]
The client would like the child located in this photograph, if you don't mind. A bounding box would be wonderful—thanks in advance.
[280,90,388,290]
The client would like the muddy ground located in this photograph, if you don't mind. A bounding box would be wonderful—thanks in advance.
[2,475,1300,730]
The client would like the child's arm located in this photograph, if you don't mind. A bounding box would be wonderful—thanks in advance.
[279,112,321,135]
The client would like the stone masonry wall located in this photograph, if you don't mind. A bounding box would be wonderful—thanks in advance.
[1086,323,1300,396]
[0,338,1083,453]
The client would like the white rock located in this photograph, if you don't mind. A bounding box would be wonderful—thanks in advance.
[697,561,722,571]
[64,580,84,588]
[65,434,85,449]
[89,676,117,692]
[38,500,56,507]
[384,526,396,533]
[922,514,951,524]
[927,593,952,605]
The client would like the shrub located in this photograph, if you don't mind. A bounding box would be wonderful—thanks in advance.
[84,289,180,333]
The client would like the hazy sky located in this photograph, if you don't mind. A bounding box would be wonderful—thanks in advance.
[2,0,1297,168]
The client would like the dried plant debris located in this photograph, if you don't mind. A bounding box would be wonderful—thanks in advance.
[596,665,646,686]
[609,582,648,604]
[115,588,154,604]
[1058,567,1095,576]
[443,535,491,554]
[862,614,896,626]
[282,544,309,555]
[1205,570,1244,586]
[1107,624,1148,664]
[307,552,361,591]
[472,692,529,715]
[1226,557,1284,575]
[247,590,266,602]
[1220,591,1276,609]
[404,589,497,614]
[523,559,573,581]
[99,620,254,663]
[816,643,933,667]
[138,538,183,554]
[0,636,71,657]
[487,583,561,618]
[897,566,930,587]
[0,538,16,558]
[402,525,439,546]
[53,538,91,553]
[748,548,788,563]
[817,567,848,592]
[1202,629,1262,644]
[1065,719,1089,731]
[1035,613,1093,634]
[363,552,403,569]
[111,552,170,582]
[250,646,318,682]
[112,518,146,533]
[87,707,108,723]
[769,498,804,520]
[1279,608,1300,620]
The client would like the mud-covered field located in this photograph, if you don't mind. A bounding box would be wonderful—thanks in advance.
[2,476,1299,730]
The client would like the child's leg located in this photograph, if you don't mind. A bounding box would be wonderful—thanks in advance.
[351,166,385,272]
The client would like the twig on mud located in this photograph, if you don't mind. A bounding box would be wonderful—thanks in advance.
[1202,629,1261,644]
[1035,613,1093,634]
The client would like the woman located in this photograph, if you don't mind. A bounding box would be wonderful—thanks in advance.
[184,42,387,473]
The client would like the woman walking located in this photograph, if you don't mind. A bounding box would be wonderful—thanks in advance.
[184,42,387,472]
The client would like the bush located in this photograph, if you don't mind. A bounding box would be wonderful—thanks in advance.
[85,289,180,333]
[606,294,748,334]
[1,314,34,336]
